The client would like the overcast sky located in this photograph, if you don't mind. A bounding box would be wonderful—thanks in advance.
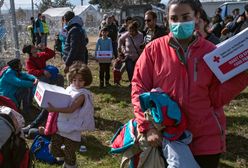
[2,0,167,10]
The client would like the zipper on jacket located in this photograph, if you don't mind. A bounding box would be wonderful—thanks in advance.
[193,58,198,82]
[212,111,224,150]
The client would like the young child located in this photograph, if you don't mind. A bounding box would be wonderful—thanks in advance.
[95,27,113,88]
[112,57,124,86]
[23,44,64,87]
[45,61,95,168]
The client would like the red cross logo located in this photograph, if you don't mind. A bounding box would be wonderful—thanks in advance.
[213,56,220,63]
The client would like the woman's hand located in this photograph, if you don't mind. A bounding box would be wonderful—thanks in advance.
[38,126,45,135]
[146,128,162,147]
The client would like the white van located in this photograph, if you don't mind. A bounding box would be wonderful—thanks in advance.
[219,1,248,18]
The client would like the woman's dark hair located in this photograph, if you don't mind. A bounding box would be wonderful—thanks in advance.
[38,13,42,18]
[67,61,93,87]
[199,8,210,25]
[22,44,32,54]
[215,7,222,14]
[199,9,210,34]
[145,10,157,19]
[7,58,21,72]
[212,15,222,24]
[167,0,202,16]
[224,15,233,24]
[64,11,75,22]
[128,21,139,32]
[125,16,133,23]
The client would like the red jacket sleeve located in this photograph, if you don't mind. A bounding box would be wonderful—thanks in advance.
[26,48,55,77]
[26,59,44,77]
[209,71,248,107]
[38,47,56,61]
[131,46,154,133]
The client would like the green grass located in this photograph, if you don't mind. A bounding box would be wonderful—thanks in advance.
[220,90,248,168]
[29,39,248,168]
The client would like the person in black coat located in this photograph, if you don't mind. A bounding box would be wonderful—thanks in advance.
[63,11,87,74]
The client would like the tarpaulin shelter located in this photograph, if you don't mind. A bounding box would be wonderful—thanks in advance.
[43,5,102,28]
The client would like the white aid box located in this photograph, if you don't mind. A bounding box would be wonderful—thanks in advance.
[204,28,248,83]
[96,51,113,63]
[34,81,71,108]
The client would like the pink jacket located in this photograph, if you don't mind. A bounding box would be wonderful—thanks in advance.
[131,33,248,155]
[44,112,58,135]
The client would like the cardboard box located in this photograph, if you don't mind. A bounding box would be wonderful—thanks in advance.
[204,28,248,83]
[96,51,113,63]
[34,81,71,108]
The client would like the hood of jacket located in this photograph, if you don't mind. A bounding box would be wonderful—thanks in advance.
[67,16,84,29]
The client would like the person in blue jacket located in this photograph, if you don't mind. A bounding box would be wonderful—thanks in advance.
[0,58,38,113]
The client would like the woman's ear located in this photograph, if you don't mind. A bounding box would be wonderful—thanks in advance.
[195,11,200,25]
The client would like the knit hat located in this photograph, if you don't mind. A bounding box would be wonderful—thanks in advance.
[7,58,20,70]
[64,11,75,22]
[22,44,32,54]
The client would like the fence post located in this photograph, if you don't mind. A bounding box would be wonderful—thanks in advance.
[10,0,20,58]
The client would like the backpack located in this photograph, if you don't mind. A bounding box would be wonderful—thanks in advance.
[110,119,138,154]
[30,135,60,164]
[110,119,140,168]
[0,109,34,168]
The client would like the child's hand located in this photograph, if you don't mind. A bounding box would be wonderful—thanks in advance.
[33,78,39,85]
[37,43,45,50]
[38,126,45,135]
[44,70,52,78]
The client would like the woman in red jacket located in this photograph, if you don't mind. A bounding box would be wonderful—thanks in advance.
[23,44,64,87]
[131,0,248,167]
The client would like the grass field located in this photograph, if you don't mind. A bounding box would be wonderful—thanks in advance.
[30,36,248,168]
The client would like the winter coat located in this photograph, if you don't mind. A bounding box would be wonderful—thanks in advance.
[26,47,56,77]
[0,67,36,105]
[63,16,87,66]
[131,32,248,155]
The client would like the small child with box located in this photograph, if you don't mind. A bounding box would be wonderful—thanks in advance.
[95,27,113,88]
[36,62,95,168]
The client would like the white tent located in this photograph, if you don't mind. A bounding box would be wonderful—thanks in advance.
[42,7,71,18]
[42,5,102,28]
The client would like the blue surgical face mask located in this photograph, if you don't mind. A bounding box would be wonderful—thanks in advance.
[169,21,195,39]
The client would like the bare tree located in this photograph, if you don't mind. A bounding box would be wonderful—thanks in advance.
[16,8,26,21]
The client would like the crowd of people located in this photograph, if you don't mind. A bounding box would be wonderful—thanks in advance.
[0,1,248,167]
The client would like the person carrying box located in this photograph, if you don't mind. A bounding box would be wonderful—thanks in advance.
[95,27,113,88]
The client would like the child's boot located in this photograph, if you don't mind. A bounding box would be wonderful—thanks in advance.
[99,81,104,88]
[106,81,111,87]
